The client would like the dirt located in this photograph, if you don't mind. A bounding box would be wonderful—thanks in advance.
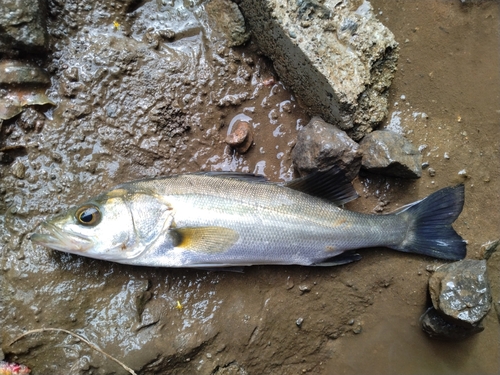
[1,0,499,374]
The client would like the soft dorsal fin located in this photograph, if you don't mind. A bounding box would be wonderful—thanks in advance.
[284,166,359,205]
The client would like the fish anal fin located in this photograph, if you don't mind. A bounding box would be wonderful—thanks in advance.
[312,252,362,266]
[173,226,239,253]
[284,166,359,205]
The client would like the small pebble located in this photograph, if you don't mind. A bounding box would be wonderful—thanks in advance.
[296,317,304,327]
[299,285,311,293]
[428,167,436,177]
[225,121,253,154]
[11,161,26,179]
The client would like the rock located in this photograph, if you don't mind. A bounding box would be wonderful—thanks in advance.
[212,363,248,375]
[479,239,499,261]
[0,60,51,86]
[359,130,422,178]
[291,116,361,180]
[420,307,484,340]
[0,0,49,55]
[238,0,399,140]
[205,0,250,47]
[226,121,253,153]
[10,160,26,179]
[0,60,54,120]
[428,259,491,328]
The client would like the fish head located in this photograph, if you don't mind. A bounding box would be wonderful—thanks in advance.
[31,187,174,262]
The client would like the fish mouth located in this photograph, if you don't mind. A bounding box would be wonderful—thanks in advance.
[31,222,94,253]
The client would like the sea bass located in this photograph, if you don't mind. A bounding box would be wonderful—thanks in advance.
[31,168,466,267]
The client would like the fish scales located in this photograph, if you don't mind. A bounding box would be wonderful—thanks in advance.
[129,175,404,266]
[31,170,467,267]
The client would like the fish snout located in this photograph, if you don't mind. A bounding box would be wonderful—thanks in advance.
[31,222,93,252]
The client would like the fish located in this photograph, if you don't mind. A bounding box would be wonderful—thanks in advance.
[31,167,466,268]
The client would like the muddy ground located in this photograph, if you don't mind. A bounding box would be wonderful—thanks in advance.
[1,0,499,374]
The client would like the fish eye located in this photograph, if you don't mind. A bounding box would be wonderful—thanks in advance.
[75,205,101,226]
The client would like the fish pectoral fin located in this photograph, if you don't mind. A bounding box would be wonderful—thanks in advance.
[172,226,239,253]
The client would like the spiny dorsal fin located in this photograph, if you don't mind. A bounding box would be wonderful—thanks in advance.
[197,171,269,183]
[284,166,359,205]
[173,226,239,253]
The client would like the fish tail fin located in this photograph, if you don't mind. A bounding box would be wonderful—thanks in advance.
[393,184,466,260]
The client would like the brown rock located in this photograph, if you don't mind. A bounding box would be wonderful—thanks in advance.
[226,121,253,153]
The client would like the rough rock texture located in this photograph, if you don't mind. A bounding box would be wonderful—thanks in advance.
[292,116,361,179]
[0,0,48,55]
[0,60,54,120]
[420,307,484,340]
[238,0,399,140]
[206,0,250,46]
[359,130,422,178]
[428,259,492,327]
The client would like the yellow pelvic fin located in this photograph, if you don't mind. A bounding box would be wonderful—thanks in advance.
[173,226,239,253]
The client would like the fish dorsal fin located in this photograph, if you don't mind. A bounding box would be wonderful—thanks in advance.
[284,166,359,205]
[172,226,239,253]
[197,171,269,183]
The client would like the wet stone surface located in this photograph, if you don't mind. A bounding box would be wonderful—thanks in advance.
[428,259,491,327]
[420,306,485,341]
[359,130,422,178]
[225,120,253,154]
[0,0,49,55]
[0,61,55,120]
[421,259,492,341]
[292,116,362,180]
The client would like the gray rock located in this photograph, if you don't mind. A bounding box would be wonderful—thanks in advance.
[238,0,399,140]
[205,0,250,47]
[359,130,422,178]
[429,260,492,327]
[420,307,484,340]
[292,116,361,180]
[212,363,248,375]
[0,0,48,54]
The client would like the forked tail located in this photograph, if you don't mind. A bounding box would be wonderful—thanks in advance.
[393,185,466,260]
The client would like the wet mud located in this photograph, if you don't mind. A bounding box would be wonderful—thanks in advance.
[1,0,499,374]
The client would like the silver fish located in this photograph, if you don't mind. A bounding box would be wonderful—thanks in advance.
[31,168,466,268]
